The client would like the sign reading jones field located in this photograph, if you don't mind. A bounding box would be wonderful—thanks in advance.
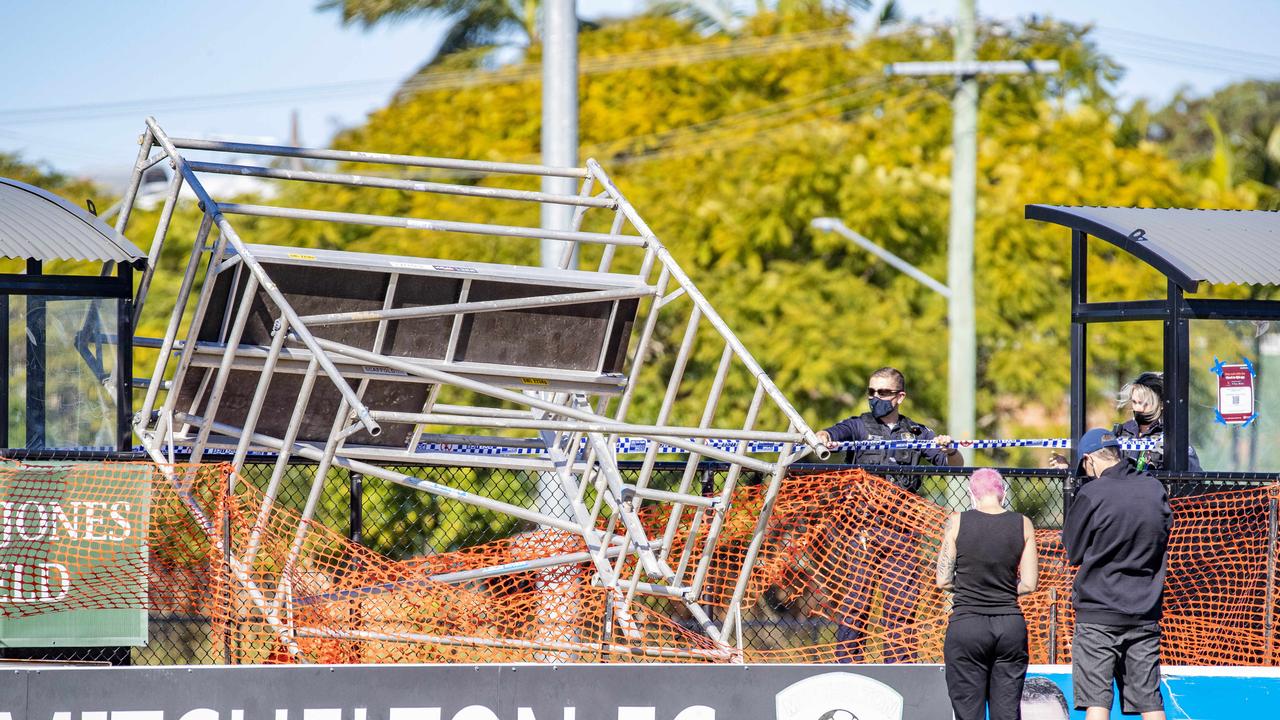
[0,462,152,646]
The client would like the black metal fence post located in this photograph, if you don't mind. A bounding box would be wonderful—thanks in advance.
[349,471,364,545]
[1062,472,1075,529]
[224,466,234,665]
[1048,587,1059,665]
[1266,496,1277,666]
[0,294,8,447]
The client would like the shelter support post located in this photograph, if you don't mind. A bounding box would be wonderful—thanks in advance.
[1068,230,1087,499]
[1164,280,1191,472]
[25,260,45,448]
[116,264,134,451]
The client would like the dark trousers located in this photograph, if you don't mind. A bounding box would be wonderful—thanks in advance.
[834,527,923,663]
[944,613,1028,720]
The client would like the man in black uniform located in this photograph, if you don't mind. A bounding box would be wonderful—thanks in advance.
[816,366,962,662]
[816,366,963,484]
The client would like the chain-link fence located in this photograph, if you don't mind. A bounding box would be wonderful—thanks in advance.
[2,458,1275,665]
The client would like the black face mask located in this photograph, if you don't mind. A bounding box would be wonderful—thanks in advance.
[1073,460,1094,490]
[1134,409,1158,426]
[868,396,896,418]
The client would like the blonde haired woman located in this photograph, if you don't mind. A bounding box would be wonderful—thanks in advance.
[1115,372,1201,472]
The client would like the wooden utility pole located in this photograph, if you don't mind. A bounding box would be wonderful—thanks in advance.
[886,0,1057,458]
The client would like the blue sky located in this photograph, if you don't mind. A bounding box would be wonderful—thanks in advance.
[1,0,1278,181]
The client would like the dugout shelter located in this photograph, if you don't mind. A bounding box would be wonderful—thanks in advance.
[1027,205,1280,472]
[0,178,150,658]
[0,178,146,455]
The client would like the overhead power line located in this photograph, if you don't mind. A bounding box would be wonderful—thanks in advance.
[604,79,941,164]
[0,78,404,126]
[610,87,950,166]
[1108,46,1280,79]
[1091,26,1280,81]
[1095,26,1280,69]
[346,76,936,173]
[392,25,860,100]
[0,26,860,126]
[4,23,1276,128]
[582,75,894,155]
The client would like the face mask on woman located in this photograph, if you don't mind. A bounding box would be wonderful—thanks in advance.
[1134,409,1158,426]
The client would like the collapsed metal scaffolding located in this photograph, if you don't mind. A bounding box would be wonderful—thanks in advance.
[116,117,827,660]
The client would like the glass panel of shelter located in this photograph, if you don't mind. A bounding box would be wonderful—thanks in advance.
[4,294,120,450]
[1188,318,1280,473]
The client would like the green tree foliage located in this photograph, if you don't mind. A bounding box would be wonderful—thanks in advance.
[320,0,542,69]
[302,9,1257,459]
[13,8,1269,487]
[1146,80,1280,208]
[0,152,99,201]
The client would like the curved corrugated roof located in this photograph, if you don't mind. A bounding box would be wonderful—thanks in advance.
[1026,205,1280,291]
[0,177,146,265]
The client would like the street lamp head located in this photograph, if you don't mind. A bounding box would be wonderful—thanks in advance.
[809,217,840,232]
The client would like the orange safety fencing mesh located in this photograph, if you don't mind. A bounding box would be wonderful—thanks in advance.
[0,461,1276,665]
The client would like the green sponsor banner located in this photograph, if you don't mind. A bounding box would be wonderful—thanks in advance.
[0,462,152,647]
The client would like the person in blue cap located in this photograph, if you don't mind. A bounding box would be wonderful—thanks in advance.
[1063,428,1172,720]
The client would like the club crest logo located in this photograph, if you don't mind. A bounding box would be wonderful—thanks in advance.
[775,672,903,720]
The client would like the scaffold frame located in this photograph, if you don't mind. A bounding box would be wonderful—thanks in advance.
[116,118,827,660]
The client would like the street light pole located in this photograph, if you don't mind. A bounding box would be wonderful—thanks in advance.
[811,217,959,455]
[536,0,580,528]
[810,218,951,300]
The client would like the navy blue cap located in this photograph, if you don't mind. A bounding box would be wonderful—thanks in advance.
[1076,427,1121,472]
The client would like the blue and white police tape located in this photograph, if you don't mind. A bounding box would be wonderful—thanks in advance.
[138,436,1161,459]
[409,436,1160,457]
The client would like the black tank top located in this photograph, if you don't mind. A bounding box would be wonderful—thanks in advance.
[952,510,1026,616]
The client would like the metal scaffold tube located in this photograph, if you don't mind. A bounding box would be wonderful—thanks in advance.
[126,117,828,656]
[218,202,642,248]
[186,161,615,208]
[171,136,588,177]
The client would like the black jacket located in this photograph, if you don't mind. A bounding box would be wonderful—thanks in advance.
[822,412,952,493]
[1113,418,1202,472]
[1062,461,1172,625]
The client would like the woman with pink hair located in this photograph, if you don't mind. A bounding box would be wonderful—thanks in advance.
[936,468,1039,720]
